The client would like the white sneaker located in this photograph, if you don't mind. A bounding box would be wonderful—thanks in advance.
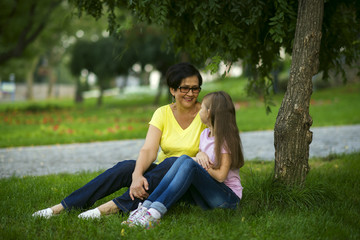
[32,208,54,219]
[121,203,148,226]
[78,208,101,219]
[134,211,160,229]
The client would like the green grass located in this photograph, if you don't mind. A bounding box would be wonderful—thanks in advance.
[1,79,359,147]
[309,84,360,126]
[1,152,359,239]
[1,78,359,239]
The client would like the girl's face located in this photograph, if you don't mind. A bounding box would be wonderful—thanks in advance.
[199,100,210,126]
[170,75,200,109]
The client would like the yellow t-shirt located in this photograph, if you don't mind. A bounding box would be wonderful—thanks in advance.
[149,104,207,163]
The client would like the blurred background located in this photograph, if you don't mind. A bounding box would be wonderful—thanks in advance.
[1,0,358,105]
[1,0,359,148]
[0,0,239,105]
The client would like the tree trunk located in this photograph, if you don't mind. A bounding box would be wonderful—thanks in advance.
[274,0,324,185]
[153,76,164,105]
[25,57,39,100]
[97,87,104,106]
[74,78,83,103]
[47,66,57,99]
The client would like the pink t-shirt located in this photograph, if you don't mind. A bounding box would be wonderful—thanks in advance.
[199,128,243,199]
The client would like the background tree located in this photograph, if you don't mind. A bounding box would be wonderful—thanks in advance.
[69,26,178,106]
[124,24,178,103]
[0,0,66,99]
[70,0,360,186]
[1,0,113,101]
[0,0,62,65]
[69,37,136,106]
[69,40,92,103]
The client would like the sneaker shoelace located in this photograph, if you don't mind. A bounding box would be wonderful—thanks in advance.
[123,203,147,225]
[136,212,160,229]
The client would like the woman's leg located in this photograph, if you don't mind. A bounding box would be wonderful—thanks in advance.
[51,204,64,214]
[112,157,178,213]
[34,160,158,218]
[76,157,179,219]
[61,160,145,211]
[97,200,119,215]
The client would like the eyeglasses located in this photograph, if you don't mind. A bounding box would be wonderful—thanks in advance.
[177,86,201,93]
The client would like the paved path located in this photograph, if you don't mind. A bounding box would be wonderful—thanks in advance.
[1,125,359,178]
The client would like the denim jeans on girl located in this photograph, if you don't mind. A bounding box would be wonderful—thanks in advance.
[142,155,240,216]
[61,157,178,213]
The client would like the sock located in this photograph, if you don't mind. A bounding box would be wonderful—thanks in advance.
[148,208,161,219]
[142,200,152,209]
[32,208,54,218]
[78,208,101,219]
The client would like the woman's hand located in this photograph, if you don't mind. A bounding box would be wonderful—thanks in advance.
[195,152,212,170]
[129,175,149,200]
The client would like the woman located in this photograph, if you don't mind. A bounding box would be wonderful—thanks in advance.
[32,62,207,219]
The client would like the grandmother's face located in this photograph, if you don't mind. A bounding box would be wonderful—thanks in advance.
[170,75,200,109]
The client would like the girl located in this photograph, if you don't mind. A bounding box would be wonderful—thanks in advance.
[124,91,244,228]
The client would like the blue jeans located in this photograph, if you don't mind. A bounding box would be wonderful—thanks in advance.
[142,155,240,216]
[61,157,178,213]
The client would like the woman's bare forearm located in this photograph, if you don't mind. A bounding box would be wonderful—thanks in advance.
[132,148,157,178]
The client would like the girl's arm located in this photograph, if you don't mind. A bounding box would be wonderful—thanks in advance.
[207,153,231,182]
[130,125,162,200]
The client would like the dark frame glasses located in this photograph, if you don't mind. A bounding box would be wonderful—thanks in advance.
[177,86,201,93]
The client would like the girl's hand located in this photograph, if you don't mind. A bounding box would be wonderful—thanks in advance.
[195,152,212,170]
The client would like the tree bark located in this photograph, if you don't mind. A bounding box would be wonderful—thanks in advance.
[25,57,39,100]
[153,76,164,105]
[47,66,57,99]
[74,78,84,103]
[274,0,324,185]
[97,86,104,106]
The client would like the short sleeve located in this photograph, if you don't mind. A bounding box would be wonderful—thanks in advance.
[221,141,230,154]
[149,107,164,131]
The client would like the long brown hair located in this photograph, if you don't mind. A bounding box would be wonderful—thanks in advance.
[202,91,244,169]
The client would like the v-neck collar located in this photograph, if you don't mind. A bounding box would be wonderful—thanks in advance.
[168,104,199,132]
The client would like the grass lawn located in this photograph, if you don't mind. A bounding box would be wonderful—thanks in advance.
[1,79,359,239]
[1,79,359,148]
[0,152,359,239]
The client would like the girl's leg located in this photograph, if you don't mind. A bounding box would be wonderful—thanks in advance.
[141,155,189,208]
[148,156,239,216]
[113,157,179,213]
[127,156,203,227]
[143,155,197,214]
[188,178,240,210]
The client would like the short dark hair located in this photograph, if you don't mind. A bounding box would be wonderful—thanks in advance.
[166,62,203,89]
